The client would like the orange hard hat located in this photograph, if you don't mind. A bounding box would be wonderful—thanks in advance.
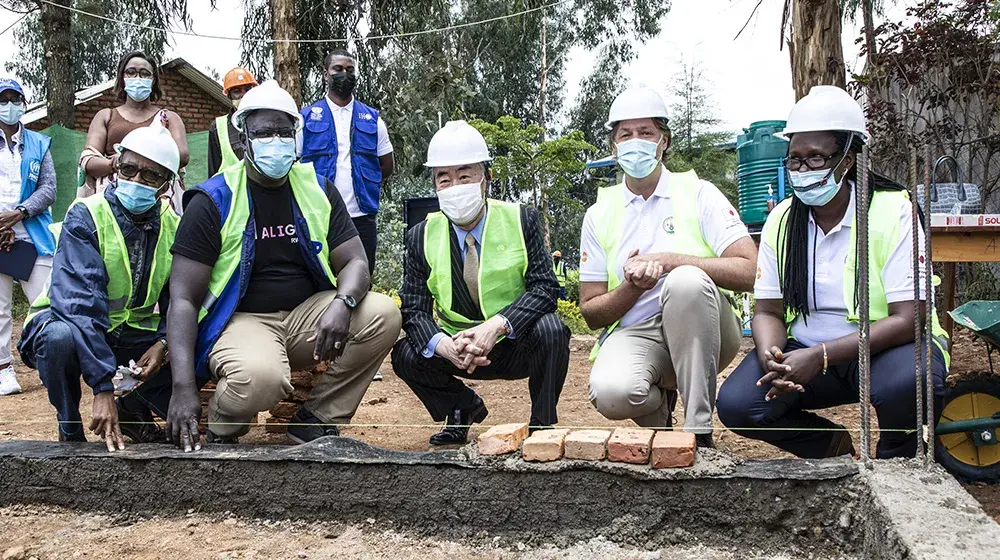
[552,250,562,258]
[223,67,258,95]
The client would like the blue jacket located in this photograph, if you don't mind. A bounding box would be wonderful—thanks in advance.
[18,186,168,394]
[19,129,56,256]
[299,98,383,215]
[187,172,336,377]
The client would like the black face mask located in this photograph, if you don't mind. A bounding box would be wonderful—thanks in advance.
[328,72,357,97]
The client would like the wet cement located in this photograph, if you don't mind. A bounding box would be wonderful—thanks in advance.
[0,438,994,558]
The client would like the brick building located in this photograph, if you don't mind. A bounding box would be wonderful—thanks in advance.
[22,57,231,134]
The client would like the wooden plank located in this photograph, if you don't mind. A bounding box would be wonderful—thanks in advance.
[931,232,1000,263]
[942,262,957,339]
[931,225,1000,234]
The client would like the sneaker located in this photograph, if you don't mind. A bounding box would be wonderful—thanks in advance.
[287,407,340,444]
[373,371,384,381]
[0,366,21,396]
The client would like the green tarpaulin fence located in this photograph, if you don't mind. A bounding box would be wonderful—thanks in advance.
[38,125,210,220]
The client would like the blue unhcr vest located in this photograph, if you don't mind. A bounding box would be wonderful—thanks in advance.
[16,129,55,256]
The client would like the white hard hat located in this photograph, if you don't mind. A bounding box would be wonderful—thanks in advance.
[604,86,670,130]
[424,120,492,168]
[232,80,303,132]
[783,85,868,143]
[115,125,180,177]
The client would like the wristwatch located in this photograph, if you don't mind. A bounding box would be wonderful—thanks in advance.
[335,294,357,309]
[16,206,28,220]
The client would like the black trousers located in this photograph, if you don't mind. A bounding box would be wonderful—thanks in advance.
[352,214,377,276]
[716,339,947,459]
[391,313,571,426]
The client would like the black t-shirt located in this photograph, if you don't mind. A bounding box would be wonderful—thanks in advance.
[171,177,358,313]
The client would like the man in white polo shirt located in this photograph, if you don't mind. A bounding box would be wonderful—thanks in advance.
[300,48,394,276]
[579,86,757,448]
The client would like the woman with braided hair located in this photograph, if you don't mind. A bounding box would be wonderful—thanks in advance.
[716,86,949,459]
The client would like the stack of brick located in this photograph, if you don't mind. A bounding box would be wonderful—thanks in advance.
[264,362,328,434]
[478,425,697,469]
[197,382,258,434]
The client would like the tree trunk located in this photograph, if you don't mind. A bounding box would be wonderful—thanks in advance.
[271,0,302,105]
[862,0,877,74]
[790,0,846,100]
[537,18,552,250]
[40,0,74,128]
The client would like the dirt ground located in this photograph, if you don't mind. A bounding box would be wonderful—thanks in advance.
[0,323,998,556]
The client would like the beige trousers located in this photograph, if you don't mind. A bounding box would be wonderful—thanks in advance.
[207,290,401,437]
[589,266,742,434]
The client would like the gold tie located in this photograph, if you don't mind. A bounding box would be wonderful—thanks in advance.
[463,232,480,307]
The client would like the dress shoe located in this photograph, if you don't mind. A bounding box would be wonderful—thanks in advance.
[429,397,488,446]
[205,430,240,444]
[287,407,341,444]
[695,432,715,449]
[116,399,165,443]
[826,428,857,458]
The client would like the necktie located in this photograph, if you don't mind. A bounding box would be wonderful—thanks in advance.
[463,232,480,308]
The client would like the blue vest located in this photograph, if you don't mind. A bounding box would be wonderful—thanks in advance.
[187,171,336,377]
[299,98,383,215]
[17,129,55,256]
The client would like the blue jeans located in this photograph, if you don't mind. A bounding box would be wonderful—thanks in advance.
[33,319,174,439]
[716,339,947,459]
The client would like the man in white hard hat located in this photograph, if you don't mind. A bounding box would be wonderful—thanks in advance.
[18,125,182,450]
[580,86,757,448]
[166,80,400,450]
[717,86,949,459]
[391,120,570,446]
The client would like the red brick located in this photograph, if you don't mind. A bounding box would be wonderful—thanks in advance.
[607,428,655,464]
[264,417,289,434]
[522,429,570,462]
[477,423,529,455]
[651,431,696,469]
[269,401,299,419]
[563,430,611,461]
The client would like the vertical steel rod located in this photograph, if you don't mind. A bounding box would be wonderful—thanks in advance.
[923,143,936,465]
[910,147,925,459]
[858,143,872,466]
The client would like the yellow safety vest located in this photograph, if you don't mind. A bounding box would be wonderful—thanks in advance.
[215,115,241,173]
[763,190,950,365]
[424,200,527,335]
[27,197,178,332]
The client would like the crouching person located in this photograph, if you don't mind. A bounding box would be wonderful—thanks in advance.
[18,126,181,449]
[391,121,570,445]
[164,81,400,450]
[580,87,757,448]
[716,86,948,459]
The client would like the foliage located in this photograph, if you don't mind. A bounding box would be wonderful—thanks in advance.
[3,0,204,96]
[556,298,595,336]
[856,0,1000,201]
[564,268,580,303]
[372,175,435,294]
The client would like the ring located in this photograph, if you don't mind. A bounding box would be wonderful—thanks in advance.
[334,341,343,350]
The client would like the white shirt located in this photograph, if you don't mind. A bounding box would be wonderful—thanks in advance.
[754,185,926,347]
[325,97,393,218]
[579,166,750,328]
[0,125,29,241]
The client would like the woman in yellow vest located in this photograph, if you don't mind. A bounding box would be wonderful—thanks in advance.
[207,66,258,176]
[716,86,948,459]
[18,126,182,451]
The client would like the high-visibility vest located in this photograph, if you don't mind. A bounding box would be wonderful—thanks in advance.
[763,190,951,366]
[27,197,178,332]
[424,200,527,335]
[192,161,337,375]
[553,260,568,287]
[587,169,718,360]
[215,115,241,172]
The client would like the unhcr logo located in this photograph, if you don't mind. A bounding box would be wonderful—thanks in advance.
[28,160,40,182]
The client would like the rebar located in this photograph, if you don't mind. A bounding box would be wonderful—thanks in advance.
[858,144,873,466]
[923,143,936,465]
[910,147,925,459]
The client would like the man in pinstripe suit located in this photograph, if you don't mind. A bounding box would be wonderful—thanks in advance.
[391,121,571,446]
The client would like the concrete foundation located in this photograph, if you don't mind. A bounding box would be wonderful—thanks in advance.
[0,438,996,559]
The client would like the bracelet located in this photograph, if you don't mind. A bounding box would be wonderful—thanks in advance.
[820,342,828,375]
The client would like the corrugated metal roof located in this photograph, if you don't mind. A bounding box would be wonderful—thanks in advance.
[22,56,228,125]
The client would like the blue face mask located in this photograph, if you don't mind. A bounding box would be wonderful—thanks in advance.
[789,169,842,207]
[116,179,160,214]
[250,137,296,179]
[0,102,24,126]
[124,77,153,102]
[616,137,662,179]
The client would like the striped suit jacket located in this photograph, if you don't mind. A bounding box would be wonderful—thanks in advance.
[399,204,560,353]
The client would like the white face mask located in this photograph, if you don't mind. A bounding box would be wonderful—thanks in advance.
[437,180,485,226]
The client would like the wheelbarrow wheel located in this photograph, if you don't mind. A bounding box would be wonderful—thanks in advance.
[935,378,1000,482]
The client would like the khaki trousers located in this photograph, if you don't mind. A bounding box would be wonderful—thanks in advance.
[207,291,401,437]
[589,266,741,434]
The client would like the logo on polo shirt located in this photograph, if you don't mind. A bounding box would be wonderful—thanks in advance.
[662,217,675,234]
[357,112,373,121]
[310,107,323,121]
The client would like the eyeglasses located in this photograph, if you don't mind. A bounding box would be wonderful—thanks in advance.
[0,98,23,106]
[123,68,154,79]
[118,162,169,186]
[247,128,296,142]
[784,152,842,172]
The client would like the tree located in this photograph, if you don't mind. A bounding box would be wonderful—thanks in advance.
[270,0,301,105]
[786,0,847,99]
[3,0,207,126]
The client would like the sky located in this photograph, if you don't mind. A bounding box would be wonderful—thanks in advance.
[0,0,891,136]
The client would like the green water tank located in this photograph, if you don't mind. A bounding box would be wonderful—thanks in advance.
[737,120,790,226]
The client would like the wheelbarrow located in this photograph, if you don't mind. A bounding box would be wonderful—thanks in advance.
[939,300,1000,481]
